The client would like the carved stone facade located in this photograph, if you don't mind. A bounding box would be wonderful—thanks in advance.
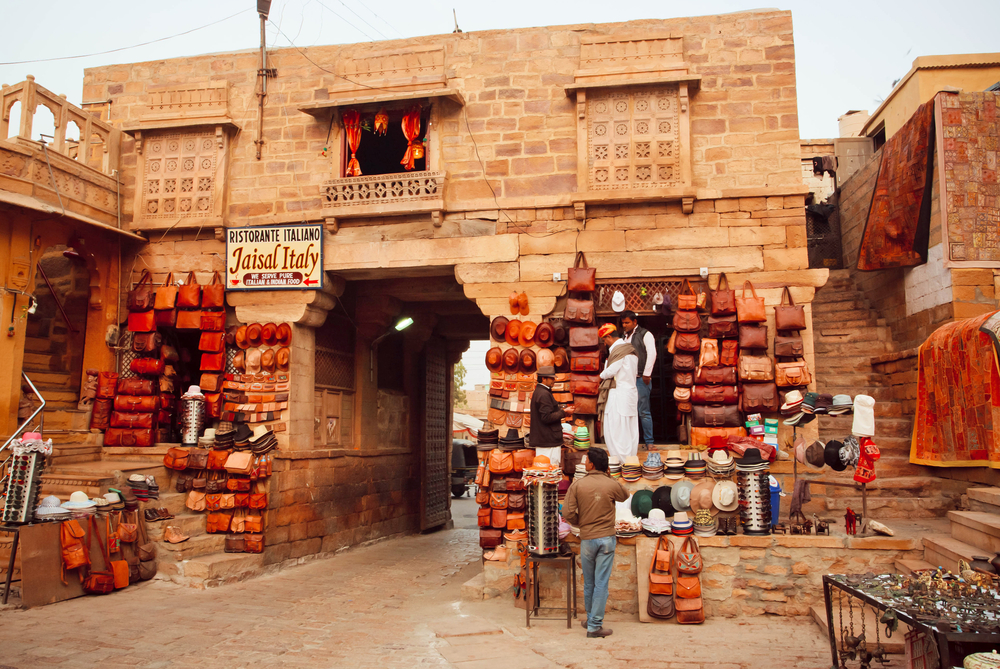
[140,131,220,220]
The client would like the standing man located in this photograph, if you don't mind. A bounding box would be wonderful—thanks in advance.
[596,324,639,462]
[621,311,656,448]
[561,447,628,638]
[529,365,573,464]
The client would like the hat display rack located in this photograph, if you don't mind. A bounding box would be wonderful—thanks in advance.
[485,290,546,436]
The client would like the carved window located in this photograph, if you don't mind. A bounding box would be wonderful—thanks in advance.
[344,106,430,177]
[141,131,217,219]
[588,87,681,191]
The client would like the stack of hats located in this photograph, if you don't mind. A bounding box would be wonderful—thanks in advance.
[664,451,686,480]
[522,455,562,484]
[671,511,693,536]
[557,479,570,501]
[707,450,735,477]
[215,426,236,451]
[693,509,718,537]
[499,429,524,451]
[641,452,663,480]
[780,390,803,416]
[622,455,642,482]
[35,495,71,521]
[92,496,111,512]
[234,423,254,451]
[104,491,125,511]
[198,428,216,449]
[61,491,97,516]
[814,393,833,415]
[735,449,769,474]
[121,488,139,512]
[690,480,719,537]
[477,428,499,452]
[608,456,622,480]
[614,503,642,537]
[829,395,853,415]
[128,474,158,502]
[575,461,588,480]
[684,453,706,480]
[784,391,818,426]
[641,508,671,535]
[250,425,278,454]
[573,425,591,450]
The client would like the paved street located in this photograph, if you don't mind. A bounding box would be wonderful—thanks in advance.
[0,528,884,669]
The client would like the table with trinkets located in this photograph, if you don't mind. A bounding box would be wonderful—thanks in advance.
[822,571,1000,668]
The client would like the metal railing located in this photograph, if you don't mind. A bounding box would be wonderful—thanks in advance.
[0,373,45,509]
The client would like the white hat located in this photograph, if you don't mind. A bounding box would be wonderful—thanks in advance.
[104,492,122,504]
[852,394,876,437]
[712,481,739,511]
[182,385,204,398]
[61,490,97,509]
[201,428,216,441]
[611,290,626,313]
[647,508,666,522]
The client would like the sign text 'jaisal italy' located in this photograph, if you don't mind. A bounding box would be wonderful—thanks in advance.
[226,224,324,291]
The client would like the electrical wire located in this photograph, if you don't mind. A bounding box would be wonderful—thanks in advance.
[321,0,389,40]
[351,0,405,38]
[313,0,379,41]
[0,8,253,66]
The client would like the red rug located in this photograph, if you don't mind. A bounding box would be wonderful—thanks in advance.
[911,311,1000,468]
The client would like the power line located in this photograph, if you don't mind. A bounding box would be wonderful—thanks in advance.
[313,0,378,41]
[348,0,405,38]
[0,8,252,66]
[326,0,390,40]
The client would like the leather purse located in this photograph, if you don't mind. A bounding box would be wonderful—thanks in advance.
[479,529,503,549]
[90,399,113,430]
[200,373,223,393]
[116,511,138,543]
[127,271,155,311]
[110,412,155,429]
[177,271,201,308]
[720,340,739,367]
[676,576,702,599]
[81,518,115,595]
[672,353,696,371]
[552,392,574,404]
[673,387,691,402]
[200,352,225,371]
[505,412,523,428]
[477,507,491,527]
[187,448,210,469]
[199,332,226,352]
[691,385,738,405]
[573,395,597,414]
[675,331,700,352]
[506,512,525,530]
[202,271,225,309]
[570,350,600,371]
[774,286,806,331]
[738,353,774,382]
[97,372,119,398]
[220,493,236,510]
[710,272,736,316]
[675,596,705,624]
[103,428,154,447]
[564,298,594,325]
[648,593,675,620]
[740,382,779,412]
[677,279,698,311]
[164,447,189,470]
[775,334,804,357]
[154,307,177,328]
[491,478,507,492]
[512,449,534,472]
[201,311,225,331]
[699,339,719,367]
[490,508,507,529]
[690,426,746,449]
[489,492,508,509]
[739,322,768,350]
[244,533,264,553]
[205,393,222,419]
[673,310,701,333]
[649,537,674,595]
[707,314,738,339]
[130,357,164,376]
[775,360,811,388]
[176,309,203,330]
[487,407,507,425]
[736,280,766,322]
[674,371,694,387]
[692,405,741,428]
[208,449,230,470]
[225,535,245,553]
[507,492,526,511]
[567,251,595,292]
[131,332,162,354]
[488,449,513,474]
[475,490,489,506]
[570,373,600,396]
[154,272,178,310]
[205,494,222,511]
[695,366,737,386]
[569,327,599,349]
[127,311,155,332]
[225,452,253,475]
[677,537,702,574]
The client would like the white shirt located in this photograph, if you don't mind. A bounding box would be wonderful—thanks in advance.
[599,339,638,417]
[624,328,657,378]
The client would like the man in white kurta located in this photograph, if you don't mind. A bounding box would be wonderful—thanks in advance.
[597,324,639,462]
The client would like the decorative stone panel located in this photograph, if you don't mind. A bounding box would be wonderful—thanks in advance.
[141,132,219,220]
[322,170,445,220]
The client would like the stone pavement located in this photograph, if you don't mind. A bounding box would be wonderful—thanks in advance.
[0,528,903,669]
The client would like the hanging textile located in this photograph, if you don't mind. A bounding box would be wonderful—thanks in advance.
[400,106,423,171]
[343,109,362,177]
[374,107,388,136]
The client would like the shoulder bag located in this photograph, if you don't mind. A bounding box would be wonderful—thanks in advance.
[477,507,491,527]
[176,309,203,330]
[648,536,674,595]
[479,528,503,549]
[505,412,523,429]
[677,279,698,311]
[738,353,773,382]
[570,350,600,371]
[677,536,703,574]
[675,331,700,352]
[490,508,507,529]
[698,339,719,367]
[674,371,694,387]
[177,271,201,308]
[225,451,253,475]
[81,516,116,595]
[707,314,738,339]
[673,387,691,402]
[163,447,189,470]
[695,366,736,386]
[154,272,178,310]
[692,405,741,428]
[127,271,155,312]
[97,372,119,399]
[673,310,701,333]
[116,510,138,544]
[202,271,225,309]
[569,327,599,349]
[738,322,768,350]
[735,280,766,323]
[570,374,599,396]
[740,382,779,413]
[199,332,226,353]
[201,311,225,331]
[710,272,736,316]
[775,360,811,388]
[60,519,89,582]
[567,252,596,292]
[131,332,163,354]
[488,449,513,474]
[675,596,705,624]
[127,311,155,332]
[187,448,210,470]
[90,399,112,430]
[564,298,595,325]
[691,385,738,405]
[489,492,508,510]
[775,334,804,357]
[676,576,702,600]
[720,340,739,367]
[774,286,806,331]
[672,353,696,371]
[573,395,597,414]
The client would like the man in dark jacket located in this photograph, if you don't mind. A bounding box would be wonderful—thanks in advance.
[529,366,573,450]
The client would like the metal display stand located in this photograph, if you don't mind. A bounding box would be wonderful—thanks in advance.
[525,552,577,629]
[790,423,870,532]
[0,523,22,604]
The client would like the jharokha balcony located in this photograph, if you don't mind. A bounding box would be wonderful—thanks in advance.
[321,170,445,223]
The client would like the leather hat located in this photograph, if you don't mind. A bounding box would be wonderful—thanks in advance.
[261,323,278,347]
[518,321,537,347]
[805,440,825,468]
[276,347,290,371]
[651,486,675,516]
[225,325,238,348]
[276,323,292,347]
[245,348,262,374]
[505,319,522,347]
[485,347,504,373]
[536,348,555,368]
[825,440,848,471]
[552,320,568,346]
[233,350,245,372]
[502,348,520,374]
[490,316,509,342]
[235,325,249,350]
[261,348,276,374]
[536,365,556,378]
[246,323,263,348]
[552,347,570,372]
[535,322,554,348]
[519,349,536,374]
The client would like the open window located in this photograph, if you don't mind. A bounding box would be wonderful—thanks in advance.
[341,105,430,178]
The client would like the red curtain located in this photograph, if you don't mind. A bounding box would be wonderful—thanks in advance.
[400,106,422,171]
[342,109,362,176]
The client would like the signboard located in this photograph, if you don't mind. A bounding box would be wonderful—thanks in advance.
[226,224,323,291]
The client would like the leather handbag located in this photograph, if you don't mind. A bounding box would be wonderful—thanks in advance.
[130,357,165,376]
[176,309,203,330]
[242,533,263,553]
[475,490,489,506]
[738,353,774,382]
[677,537,702,574]
[692,405,741,428]
[775,334,804,357]
[188,448,210,469]
[118,377,156,395]
[225,535,245,554]
[775,360,811,388]
[720,340,739,367]
[477,507,491,527]
[648,536,673,595]
[163,447,189,470]
[487,407,507,426]
[116,511,138,544]
[675,596,705,624]
[507,492,526,511]
[220,493,236,510]
[488,449,513,474]
[774,286,806,331]
[676,576,702,599]
[127,271,155,311]
[569,327,599,349]
[117,393,161,412]
[673,387,691,402]
[206,473,226,494]
[110,412,155,429]
[155,306,177,328]
[648,592,675,620]
[707,314,738,339]
[739,322,768,350]
[103,428,154,447]
[505,412,523,428]
[673,310,701,333]
[177,271,201,308]
[225,452,253,475]
[691,385,738,405]
[201,311,225,331]
[740,382,779,412]
[690,426,746,449]
[675,332,700,352]
[97,372,119,399]
[570,350,600,372]
[199,332,225,352]
[672,353,696,371]
[490,478,507,493]
[205,393,222,419]
[677,279,698,311]
[699,339,719,367]
[90,399,113,430]
[736,280,766,322]
[200,352,225,371]
[512,449,534,472]
[202,271,225,309]
[200,373,223,393]
[490,508,507,528]
[131,332,162,354]
[506,512,525,530]
[695,366,737,386]
[479,529,503,549]
[570,373,600,396]
[674,371,694,387]
[710,272,736,316]
[567,251,595,292]
[127,311,155,332]
[489,492,508,509]
[573,395,597,414]
[154,272,177,310]
[564,298,595,325]
[207,449,230,470]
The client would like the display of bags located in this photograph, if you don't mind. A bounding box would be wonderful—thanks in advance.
[674,371,694,387]
[564,298,594,325]
[735,280,766,323]
[569,327,599,349]
[774,286,806,331]
[710,273,736,316]
[567,252,596,292]
[740,382,779,413]
[573,395,597,414]
[692,405,741,428]
[131,332,162,354]
[103,428,154,447]
[707,314,738,339]
[677,537,702,574]
[698,339,719,368]
[127,271,155,312]
[570,350,600,372]
[689,426,746,449]
[690,385,738,405]
[129,357,165,376]
[695,366,737,386]
[202,271,225,309]
[675,596,705,624]
[675,332,700,352]
[110,412,155,429]
[672,310,701,333]
[775,334,804,358]
[775,360,811,388]
[738,322,768,350]
[738,353,773,382]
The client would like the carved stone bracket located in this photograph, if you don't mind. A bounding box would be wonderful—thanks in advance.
[324,216,339,235]
[431,210,443,227]
[682,197,694,214]
[574,202,586,221]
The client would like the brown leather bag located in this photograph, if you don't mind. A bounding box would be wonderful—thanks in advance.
[673,310,701,333]
[676,575,702,599]
[692,405,741,428]
[154,272,177,310]
[674,371,694,387]
[677,279,698,311]
[738,353,773,382]
[127,271,155,312]
[489,492,508,509]
[205,393,222,419]
[506,512,525,530]
[199,332,225,352]
[479,529,503,548]
[649,536,674,595]
[573,395,597,414]
[177,271,201,308]
[564,298,595,325]
[739,322,768,350]
[81,517,115,595]
[699,339,719,367]
[202,271,225,309]
[672,353,696,371]
[736,280,766,323]
[707,314,738,339]
[127,311,155,332]
[675,332,700,352]
[569,327,599,349]
[487,407,507,425]
[477,507,491,527]
[488,449,513,474]
[97,372,119,398]
[130,357,165,376]
[200,352,225,371]
[775,334,804,357]
[490,508,507,528]
[104,428,154,447]
[690,426,746,449]
[225,535,245,553]
[164,447,189,470]
[176,309,203,330]
[512,449,534,472]
[567,251,595,292]
[570,373,600,396]
[775,360,811,388]
[60,519,89,579]
[199,373,223,393]
[201,311,225,331]
[675,596,705,624]
[188,448,210,470]
[691,385,738,405]
[110,412,155,429]
[244,533,265,553]
[114,395,160,412]
[569,351,600,374]
[740,382,779,412]
[720,340,739,367]
[507,492,526,511]
[131,332,162,354]
[695,366,737,386]
[710,272,736,316]
[90,398,113,430]
[505,412,523,428]
[155,306,177,328]
[774,286,806,331]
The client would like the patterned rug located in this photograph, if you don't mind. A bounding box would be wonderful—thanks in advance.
[857,100,935,271]
[911,311,1000,468]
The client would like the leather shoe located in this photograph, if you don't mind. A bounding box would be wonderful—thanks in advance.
[587,627,613,638]
[580,620,587,629]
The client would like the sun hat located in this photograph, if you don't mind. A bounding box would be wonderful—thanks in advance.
[781,389,804,413]
[519,349,537,374]
[671,511,693,535]
[712,480,739,512]
[490,316,510,342]
[246,323,263,347]
[829,394,853,415]
[505,319,523,346]
[852,394,876,437]
[261,323,278,347]
[651,486,675,516]
[485,347,504,372]
[793,435,808,464]
[518,321,537,347]
[611,291,626,313]
[597,323,617,338]
[502,348,520,374]
[535,322,555,348]
[235,325,249,349]
[276,322,293,347]
[647,508,667,523]
[824,440,847,471]
[249,425,272,442]
[815,393,834,415]
[62,490,97,510]
[671,479,695,511]
[631,489,654,519]
[689,480,718,515]
[552,347,570,372]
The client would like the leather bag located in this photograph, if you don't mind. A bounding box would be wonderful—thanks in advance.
[675,596,705,624]
[199,332,226,353]
[131,332,162,354]
[569,327,599,349]
[676,576,702,599]
[200,352,225,371]
[127,311,155,332]
[487,407,507,426]
[672,353,696,371]
[155,307,177,328]
[177,271,201,308]
[570,373,600,396]
[60,520,89,578]
[738,353,774,382]
[739,322,768,350]
[699,339,719,367]
[677,537,703,574]
[677,279,698,311]
[707,314,738,339]
[110,412,155,429]
[695,366,737,386]
[648,593,675,620]
[200,373,223,393]
[690,426,746,449]
[205,393,221,419]
[489,449,514,474]
[225,451,253,475]
[187,448,210,469]
[507,492,526,511]
[202,271,225,308]
[116,511,138,544]
[567,251,595,292]
[506,512,525,530]
[673,387,691,402]
[736,280,766,323]
[692,405,741,428]
[129,357,164,376]
[675,331,700,352]
[127,271,155,311]
[673,310,701,333]
[775,334,804,358]
[573,395,597,414]
[207,449,230,470]
[477,507,491,527]
[97,372,119,399]
[505,412,523,428]
[176,309,203,330]
[710,272,736,316]
[648,537,673,595]
[512,449,534,472]
[225,535,245,554]
[720,340,739,367]
[90,399,113,430]
[81,516,115,595]
[775,360,811,388]
[489,492,508,509]
[490,508,507,529]
[479,529,503,549]
[114,395,160,413]
[774,286,806,331]
[163,447,189,470]
[570,350,600,372]
[740,382,779,413]
[674,371,694,387]
[103,428,154,447]
[244,533,264,554]
[137,519,157,564]
[475,490,489,506]
[564,298,594,325]
[154,272,178,310]
[691,385,738,405]
[200,311,225,331]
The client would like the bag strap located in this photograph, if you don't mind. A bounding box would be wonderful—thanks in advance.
[716,272,729,291]
[136,270,153,287]
[161,272,174,287]
[781,286,795,306]
[210,271,222,285]
[185,271,199,286]
[681,278,695,296]
[573,251,588,269]
[87,515,111,572]
[138,511,150,546]
[741,280,758,299]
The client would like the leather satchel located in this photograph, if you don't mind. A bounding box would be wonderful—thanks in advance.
[488,449,513,474]
[154,272,178,310]
[673,387,691,402]
[677,279,698,311]
[154,306,177,328]
[775,360,811,387]
[570,350,600,372]
[674,371,694,387]
[489,492,508,509]
[245,511,263,532]
[127,271,155,312]
[512,450,534,473]
[479,529,503,549]
[738,353,774,382]
[677,537,703,574]
[690,426,746,449]
[487,407,507,425]
[207,449,230,470]
[202,271,225,309]
[176,309,203,330]
[490,508,507,529]
[567,251,595,292]
[507,492,526,510]
[97,372,119,398]
[127,311,155,332]
[676,576,702,599]
[691,385,738,405]
[199,332,226,353]
[201,311,225,331]
[573,395,597,414]
[775,334,804,357]
[774,286,806,331]
[739,322,768,350]
[695,366,737,386]
[477,507,491,527]
[675,596,705,624]
[200,352,225,371]
[675,331,700,352]
[104,428,154,447]
[720,340,739,367]
[673,310,701,333]
[569,327,599,349]
[164,447,189,470]
[564,298,594,325]
[699,339,719,367]
[570,373,600,396]
[740,382,779,412]
[200,373,223,393]
[225,451,253,475]
[648,593,675,620]
[506,512,525,530]
[225,535,245,554]
[90,399,113,430]
[505,412,523,428]
[672,353,696,371]
[177,271,201,308]
[648,537,673,595]
[130,357,164,376]
[710,272,736,316]
[188,448,210,470]
[81,517,115,595]
[692,405,741,428]
[244,533,264,554]
[707,314,738,339]
[110,412,155,429]
[735,280,766,323]
[131,332,162,354]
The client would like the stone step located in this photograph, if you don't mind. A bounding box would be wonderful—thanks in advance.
[813,328,886,344]
[33,389,81,405]
[42,410,91,432]
[23,371,73,387]
[22,352,60,369]
[166,552,266,589]
[24,337,55,353]
[157,533,226,560]
[156,492,190,518]
[946,510,1000,555]
[967,487,1000,514]
[812,298,868,314]
[825,494,959,518]
[809,605,907,655]
[41,430,102,447]
[923,534,986,572]
[894,558,935,575]
[145,512,206,541]
[814,476,965,498]
[815,318,882,330]
[49,443,103,465]
[814,340,890,357]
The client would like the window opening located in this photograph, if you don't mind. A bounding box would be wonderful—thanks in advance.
[343,106,429,177]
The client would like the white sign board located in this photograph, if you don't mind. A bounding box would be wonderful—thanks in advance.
[226,224,323,291]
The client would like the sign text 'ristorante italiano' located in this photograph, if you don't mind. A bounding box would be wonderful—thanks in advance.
[226,224,324,290]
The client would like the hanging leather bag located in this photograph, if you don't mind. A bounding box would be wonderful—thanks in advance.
[675,596,705,624]
[677,279,698,311]
[154,305,177,328]
[60,519,89,583]
[163,447,189,470]
[127,311,155,332]
[116,511,138,544]
[564,298,595,325]
[200,352,225,371]
[775,334,804,357]
[567,251,595,292]
[199,332,226,353]
[90,399,112,430]
[692,405,741,428]
[154,272,178,310]
[127,271,155,312]
[675,331,700,352]
[672,353,696,371]
[774,286,806,331]
[573,395,597,414]
[739,322,768,350]
[187,448,210,470]
[569,327,599,349]
[570,373,600,396]
[691,385,738,405]
[131,332,163,354]
[676,575,702,599]
[177,271,201,308]
[648,536,674,596]
[570,350,600,371]
[81,516,116,595]
[710,272,736,316]
[114,395,160,412]
[673,310,701,333]
[707,314,738,339]
[775,360,811,388]
[116,378,156,395]
[674,371,694,387]
[200,311,225,331]
[740,382,779,413]
[176,309,203,330]
[479,529,502,549]
[720,340,739,367]
[735,280,766,323]
[129,357,165,376]
[488,449,513,474]
[677,537,703,574]
[97,372,119,399]
[201,271,225,309]
[738,353,774,382]
[698,339,719,367]
[695,366,737,386]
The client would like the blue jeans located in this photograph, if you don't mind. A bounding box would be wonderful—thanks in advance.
[635,377,653,445]
[580,535,616,632]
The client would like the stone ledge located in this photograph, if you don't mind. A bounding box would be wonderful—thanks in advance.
[275,447,413,460]
[870,348,918,365]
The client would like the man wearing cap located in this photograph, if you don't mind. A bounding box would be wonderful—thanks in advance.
[561,447,628,638]
[620,311,657,448]
[530,366,573,464]
[596,324,639,462]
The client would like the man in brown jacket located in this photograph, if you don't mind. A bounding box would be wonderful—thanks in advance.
[561,447,628,638]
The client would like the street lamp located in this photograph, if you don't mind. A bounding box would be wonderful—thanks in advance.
[370,317,414,382]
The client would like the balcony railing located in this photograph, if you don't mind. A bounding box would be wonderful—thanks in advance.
[322,170,445,219]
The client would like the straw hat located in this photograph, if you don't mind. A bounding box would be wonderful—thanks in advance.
[689,480,719,516]
[712,481,739,512]
[62,491,97,510]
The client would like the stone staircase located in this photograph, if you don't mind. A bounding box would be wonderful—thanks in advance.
[922,487,1000,572]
